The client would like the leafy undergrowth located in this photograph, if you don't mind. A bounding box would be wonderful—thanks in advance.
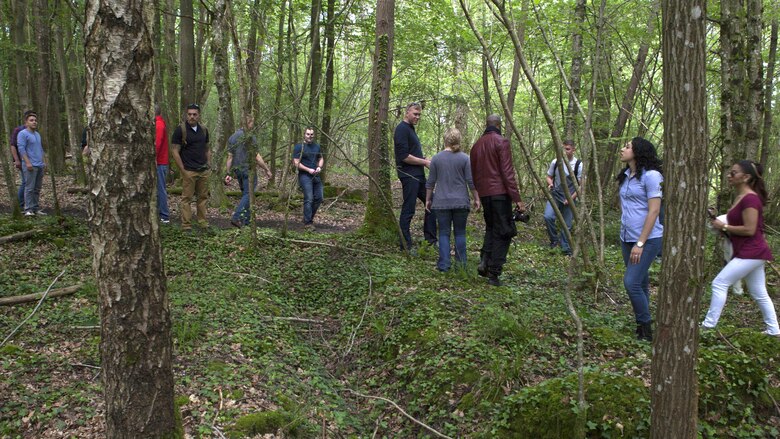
[1,213,779,438]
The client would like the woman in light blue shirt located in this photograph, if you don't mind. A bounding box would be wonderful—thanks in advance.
[617,137,663,341]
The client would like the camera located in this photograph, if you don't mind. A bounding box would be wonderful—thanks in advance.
[512,209,530,223]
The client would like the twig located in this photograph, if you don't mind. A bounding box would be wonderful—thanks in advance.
[211,425,227,439]
[344,261,374,358]
[71,325,100,330]
[70,362,101,370]
[0,284,83,306]
[1,269,67,348]
[346,389,454,439]
[260,316,328,324]
[214,264,271,284]
[323,187,350,211]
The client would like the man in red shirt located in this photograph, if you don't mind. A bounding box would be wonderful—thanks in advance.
[155,105,170,223]
[470,114,526,286]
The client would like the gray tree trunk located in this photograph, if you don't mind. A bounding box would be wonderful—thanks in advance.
[209,0,235,208]
[651,1,708,437]
[180,0,196,110]
[84,0,177,436]
[55,24,87,185]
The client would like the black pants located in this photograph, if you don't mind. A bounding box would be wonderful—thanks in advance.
[399,175,437,249]
[480,194,516,276]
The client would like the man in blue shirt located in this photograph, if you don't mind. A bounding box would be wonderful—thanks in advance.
[292,126,324,230]
[17,111,47,216]
[225,115,272,228]
[394,102,436,251]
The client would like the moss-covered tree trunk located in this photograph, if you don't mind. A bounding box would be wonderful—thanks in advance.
[651,1,708,437]
[363,0,395,234]
[85,0,177,436]
[0,70,23,219]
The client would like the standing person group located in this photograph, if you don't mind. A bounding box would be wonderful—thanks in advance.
[702,160,780,336]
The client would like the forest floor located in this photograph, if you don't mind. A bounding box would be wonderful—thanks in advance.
[1,170,779,438]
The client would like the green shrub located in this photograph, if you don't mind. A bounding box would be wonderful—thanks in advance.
[229,410,303,438]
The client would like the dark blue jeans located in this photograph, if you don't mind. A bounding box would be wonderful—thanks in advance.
[480,195,515,276]
[544,199,574,253]
[233,170,257,225]
[23,166,44,213]
[399,175,437,249]
[156,164,169,220]
[298,172,323,224]
[435,208,469,271]
[621,237,662,324]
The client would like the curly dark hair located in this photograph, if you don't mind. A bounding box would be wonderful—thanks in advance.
[736,160,769,205]
[616,137,663,185]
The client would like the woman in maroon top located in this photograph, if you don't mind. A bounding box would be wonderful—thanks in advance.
[702,160,780,336]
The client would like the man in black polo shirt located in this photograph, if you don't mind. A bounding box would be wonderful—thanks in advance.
[171,104,211,231]
[394,102,436,251]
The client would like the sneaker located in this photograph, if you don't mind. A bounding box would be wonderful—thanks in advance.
[487,275,502,287]
[761,329,780,337]
[35,210,47,216]
[160,218,170,224]
[24,211,35,217]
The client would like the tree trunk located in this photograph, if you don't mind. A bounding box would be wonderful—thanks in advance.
[0,67,23,219]
[363,0,395,234]
[651,1,708,437]
[319,0,335,182]
[505,0,527,114]
[180,0,196,110]
[152,0,164,107]
[209,0,235,208]
[744,0,763,159]
[84,0,177,437]
[308,0,322,123]
[564,0,586,140]
[54,19,87,185]
[35,0,64,175]
[760,18,777,168]
[11,0,31,115]
[163,0,178,123]
[269,0,288,187]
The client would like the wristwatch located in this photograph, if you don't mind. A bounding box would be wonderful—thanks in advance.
[636,241,644,248]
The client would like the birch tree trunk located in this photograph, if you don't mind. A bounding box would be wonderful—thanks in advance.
[651,1,708,437]
[84,0,177,436]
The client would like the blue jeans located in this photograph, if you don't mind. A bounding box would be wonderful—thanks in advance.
[156,164,169,220]
[399,175,437,249]
[298,172,323,224]
[544,199,573,253]
[17,166,26,209]
[435,208,469,271]
[621,237,662,324]
[23,166,44,213]
[233,170,257,225]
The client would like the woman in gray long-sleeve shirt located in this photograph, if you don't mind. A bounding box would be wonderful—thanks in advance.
[426,128,481,271]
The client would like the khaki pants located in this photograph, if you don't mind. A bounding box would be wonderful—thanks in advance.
[181,169,211,229]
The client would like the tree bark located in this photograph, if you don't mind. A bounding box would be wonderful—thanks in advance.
[651,1,708,437]
[209,0,235,208]
[35,0,64,175]
[308,0,323,123]
[0,65,23,219]
[319,0,336,182]
[84,0,177,436]
[11,0,31,115]
[163,0,178,123]
[269,0,289,187]
[760,18,777,168]
[180,0,196,110]
[54,17,87,185]
[363,0,395,234]
[744,0,763,159]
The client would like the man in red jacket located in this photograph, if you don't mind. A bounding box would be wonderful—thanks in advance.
[155,105,170,224]
[470,114,525,286]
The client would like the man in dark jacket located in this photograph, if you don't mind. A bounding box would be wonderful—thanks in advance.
[470,114,525,286]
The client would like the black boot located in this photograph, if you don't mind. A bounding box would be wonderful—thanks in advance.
[637,322,653,342]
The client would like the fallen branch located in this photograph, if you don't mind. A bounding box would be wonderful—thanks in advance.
[0,284,83,306]
[1,269,67,348]
[260,316,327,324]
[346,389,453,439]
[0,229,44,245]
[71,325,100,330]
[70,362,101,370]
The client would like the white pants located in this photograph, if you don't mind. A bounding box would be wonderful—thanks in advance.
[702,258,780,334]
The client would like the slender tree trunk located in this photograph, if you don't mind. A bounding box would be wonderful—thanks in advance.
[744,0,763,159]
[84,0,177,436]
[11,0,31,115]
[364,0,395,233]
[209,0,234,208]
[760,18,777,168]
[319,0,335,182]
[180,0,196,110]
[651,1,708,437]
[244,0,262,116]
[269,0,288,187]
[163,0,178,122]
[0,67,23,219]
[35,0,63,174]
[564,0,586,140]
[308,0,322,123]
[54,18,87,185]
[152,0,164,106]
